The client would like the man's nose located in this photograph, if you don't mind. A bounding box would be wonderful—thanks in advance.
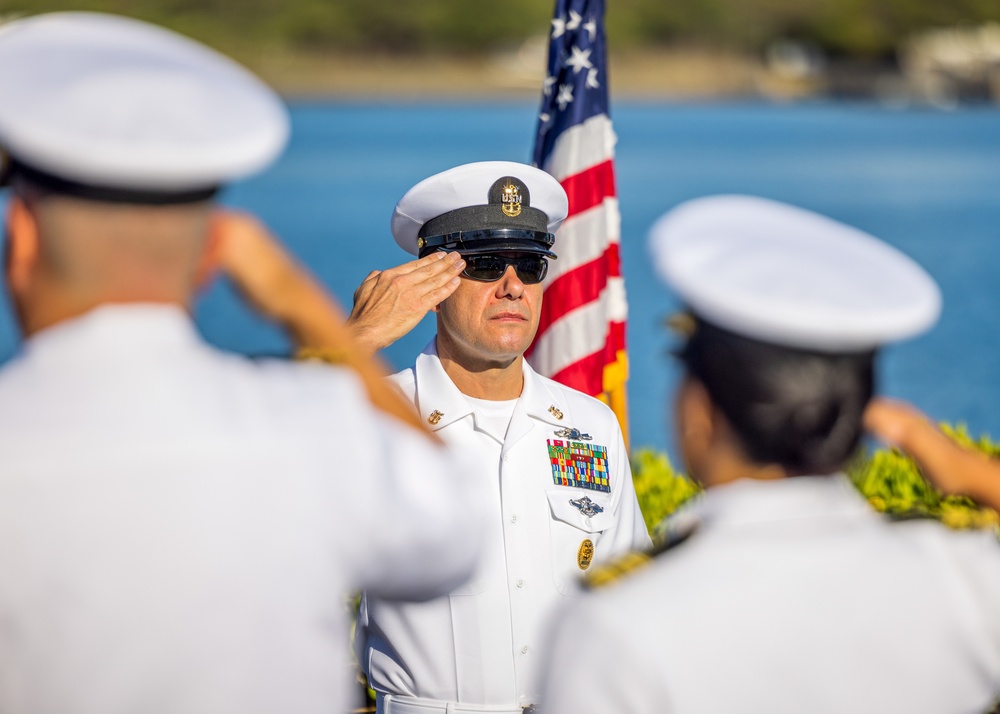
[495,265,525,299]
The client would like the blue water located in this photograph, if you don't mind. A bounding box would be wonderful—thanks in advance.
[1,101,998,459]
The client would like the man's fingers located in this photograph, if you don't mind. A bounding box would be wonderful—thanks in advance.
[413,255,465,289]
[423,275,462,306]
[370,253,465,299]
[404,257,462,311]
[383,251,457,279]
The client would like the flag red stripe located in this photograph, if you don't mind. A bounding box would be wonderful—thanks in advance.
[535,243,620,339]
[561,160,616,218]
[550,349,606,396]
[606,320,626,359]
[534,320,626,397]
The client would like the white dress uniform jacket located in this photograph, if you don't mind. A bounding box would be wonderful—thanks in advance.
[542,475,1000,714]
[357,341,651,713]
[0,305,482,714]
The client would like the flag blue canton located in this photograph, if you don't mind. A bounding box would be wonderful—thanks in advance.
[532,0,610,168]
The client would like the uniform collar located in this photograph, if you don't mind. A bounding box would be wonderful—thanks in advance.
[412,341,475,432]
[412,338,573,434]
[21,303,202,363]
[691,474,875,530]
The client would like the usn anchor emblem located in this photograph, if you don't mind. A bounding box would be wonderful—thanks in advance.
[501,181,522,217]
[569,495,604,518]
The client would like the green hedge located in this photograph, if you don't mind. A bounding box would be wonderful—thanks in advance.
[632,425,1000,537]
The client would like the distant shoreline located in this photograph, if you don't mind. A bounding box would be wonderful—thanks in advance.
[243,49,815,102]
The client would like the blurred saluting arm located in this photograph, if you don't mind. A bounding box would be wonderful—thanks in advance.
[864,397,1000,513]
[207,209,434,435]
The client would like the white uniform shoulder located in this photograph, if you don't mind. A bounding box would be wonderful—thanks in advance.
[215,351,367,418]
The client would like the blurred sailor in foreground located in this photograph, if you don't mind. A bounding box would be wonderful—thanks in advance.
[541,195,1000,713]
[0,12,480,714]
[354,162,650,714]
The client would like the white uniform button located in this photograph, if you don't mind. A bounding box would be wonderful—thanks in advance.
[516,579,525,588]
[510,514,519,524]
[521,645,529,654]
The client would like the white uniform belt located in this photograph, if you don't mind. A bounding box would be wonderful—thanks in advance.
[379,694,531,714]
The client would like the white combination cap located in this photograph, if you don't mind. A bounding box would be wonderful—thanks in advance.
[391,161,569,257]
[0,12,289,200]
[649,195,941,352]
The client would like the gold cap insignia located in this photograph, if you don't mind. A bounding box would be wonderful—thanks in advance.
[428,410,444,425]
[577,538,595,570]
[664,311,697,338]
[548,405,564,420]
[501,181,522,218]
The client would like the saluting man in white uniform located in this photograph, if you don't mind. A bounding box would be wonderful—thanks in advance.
[0,13,481,714]
[541,195,1000,714]
[355,161,651,714]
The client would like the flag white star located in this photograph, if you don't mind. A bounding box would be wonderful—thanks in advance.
[543,75,556,97]
[566,10,582,31]
[551,16,565,38]
[583,19,597,40]
[539,112,551,125]
[565,45,593,74]
[586,67,600,89]
[556,83,574,110]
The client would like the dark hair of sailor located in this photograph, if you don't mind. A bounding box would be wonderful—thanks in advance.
[678,318,875,475]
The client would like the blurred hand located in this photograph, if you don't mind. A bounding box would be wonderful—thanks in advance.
[864,397,999,504]
[348,252,465,353]
[863,398,933,451]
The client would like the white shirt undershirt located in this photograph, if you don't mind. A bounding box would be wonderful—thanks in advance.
[464,395,518,441]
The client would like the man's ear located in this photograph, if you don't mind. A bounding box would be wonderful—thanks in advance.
[192,214,223,291]
[5,196,41,295]
[678,377,715,448]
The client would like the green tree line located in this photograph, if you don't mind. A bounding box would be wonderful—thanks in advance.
[3,0,999,58]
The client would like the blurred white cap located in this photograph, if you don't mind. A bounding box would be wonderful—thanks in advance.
[0,12,289,199]
[649,195,941,352]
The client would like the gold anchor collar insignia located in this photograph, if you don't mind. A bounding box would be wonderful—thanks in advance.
[548,405,564,420]
[427,410,444,425]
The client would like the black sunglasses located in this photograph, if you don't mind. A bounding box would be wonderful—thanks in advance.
[461,254,549,284]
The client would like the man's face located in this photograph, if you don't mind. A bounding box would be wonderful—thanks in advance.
[434,251,545,368]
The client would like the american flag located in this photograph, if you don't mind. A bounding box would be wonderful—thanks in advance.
[527,0,629,440]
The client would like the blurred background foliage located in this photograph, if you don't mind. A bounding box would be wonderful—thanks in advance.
[633,424,1000,539]
[2,0,999,58]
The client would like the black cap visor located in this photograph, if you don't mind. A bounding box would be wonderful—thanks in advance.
[418,228,557,258]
